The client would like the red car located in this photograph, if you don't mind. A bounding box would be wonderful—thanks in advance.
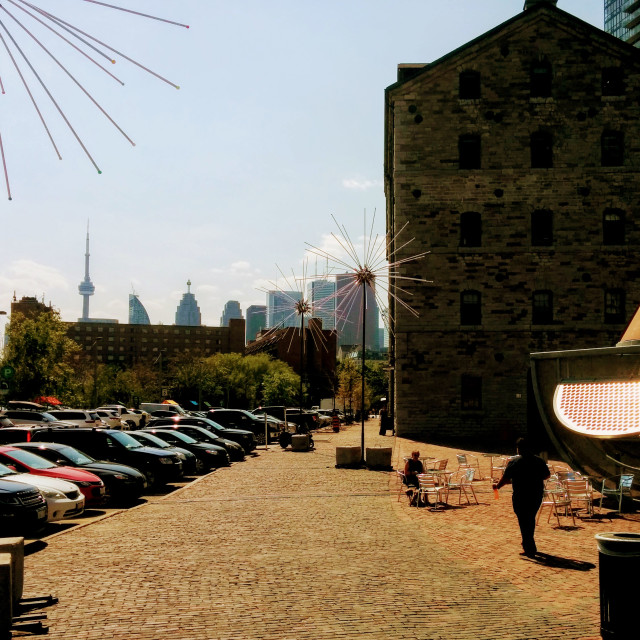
[0,446,106,507]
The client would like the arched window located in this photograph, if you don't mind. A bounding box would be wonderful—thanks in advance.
[460,212,481,247]
[532,290,553,324]
[460,290,481,325]
[530,59,552,98]
[601,130,624,167]
[459,134,481,169]
[530,131,553,168]
[604,289,626,324]
[531,209,553,246]
[459,70,481,99]
[603,208,625,245]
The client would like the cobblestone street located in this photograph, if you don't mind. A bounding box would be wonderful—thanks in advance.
[17,420,639,640]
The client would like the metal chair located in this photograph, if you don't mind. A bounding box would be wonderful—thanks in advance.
[425,458,448,472]
[416,474,446,510]
[599,474,634,512]
[456,453,481,477]
[443,468,478,505]
[537,482,575,527]
[565,478,594,517]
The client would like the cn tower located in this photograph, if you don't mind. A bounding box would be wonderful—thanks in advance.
[78,224,95,321]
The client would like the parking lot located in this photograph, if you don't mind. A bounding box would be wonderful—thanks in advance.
[14,420,638,640]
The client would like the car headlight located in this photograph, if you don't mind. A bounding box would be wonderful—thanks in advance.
[76,481,92,487]
[113,474,129,480]
[0,494,19,505]
[159,457,174,464]
[205,449,220,455]
[40,488,66,499]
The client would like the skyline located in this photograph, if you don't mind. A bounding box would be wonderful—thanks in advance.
[0,1,603,333]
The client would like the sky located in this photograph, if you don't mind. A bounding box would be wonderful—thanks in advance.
[0,0,603,332]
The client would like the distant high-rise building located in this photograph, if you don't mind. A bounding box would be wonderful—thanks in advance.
[335,274,380,352]
[220,300,243,327]
[246,305,266,342]
[78,225,95,322]
[308,279,336,330]
[175,280,202,326]
[267,290,301,329]
[129,294,151,325]
[605,0,640,46]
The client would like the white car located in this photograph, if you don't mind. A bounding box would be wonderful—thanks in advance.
[92,410,124,430]
[0,462,85,522]
[48,409,104,427]
[97,406,146,429]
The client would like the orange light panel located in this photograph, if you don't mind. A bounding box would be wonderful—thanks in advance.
[554,381,640,438]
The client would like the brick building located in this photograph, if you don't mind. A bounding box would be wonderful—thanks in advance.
[384,1,640,445]
[67,318,246,367]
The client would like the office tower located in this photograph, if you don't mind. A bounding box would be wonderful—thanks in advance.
[128,294,151,325]
[605,0,640,46]
[246,305,267,342]
[175,280,202,326]
[335,274,380,352]
[308,279,336,330]
[220,300,243,327]
[266,290,301,329]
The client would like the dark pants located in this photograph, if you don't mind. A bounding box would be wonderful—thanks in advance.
[513,494,543,555]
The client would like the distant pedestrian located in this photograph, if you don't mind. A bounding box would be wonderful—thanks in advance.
[379,405,390,436]
[494,437,550,558]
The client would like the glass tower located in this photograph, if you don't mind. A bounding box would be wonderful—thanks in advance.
[175,280,202,326]
[128,294,151,325]
[335,274,380,352]
[246,304,266,342]
[308,279,336,330]
[220,300,243,327]
[266,290,301,329]
[605,0,640,46]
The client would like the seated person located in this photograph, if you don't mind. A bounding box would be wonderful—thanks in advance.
[404,450,424,489]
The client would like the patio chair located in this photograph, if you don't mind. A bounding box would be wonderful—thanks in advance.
[456,453,481,476]
[417,474,446,510]
[537,483,575,527]
[490,456,509,481]
[565,478,594,517]
[599,474,634,513]
[396,469,407,502]
[444,468,478,505]
[425,459,448,472]
[557,469,579,485]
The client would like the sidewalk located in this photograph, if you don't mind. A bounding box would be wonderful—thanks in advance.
[17,420,637,640]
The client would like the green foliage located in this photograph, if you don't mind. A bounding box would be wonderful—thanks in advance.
[1,310,80,401]
[335,358,390,411]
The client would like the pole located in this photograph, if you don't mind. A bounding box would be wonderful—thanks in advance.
[299,312,304,416]
[360,282,366,463]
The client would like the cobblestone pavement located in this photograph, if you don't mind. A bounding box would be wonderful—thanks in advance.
[16,420,639,640]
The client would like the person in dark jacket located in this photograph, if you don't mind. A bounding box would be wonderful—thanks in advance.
[494,437,550,558]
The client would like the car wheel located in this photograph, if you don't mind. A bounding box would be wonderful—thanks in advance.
[195,457,206,474]
[145,469,157,487]
[124,420,136,429]
[279,431,292,449]
[255,432,266,446]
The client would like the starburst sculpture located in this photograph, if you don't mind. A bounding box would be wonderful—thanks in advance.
[0,0,188,199]
[306,211,430,462]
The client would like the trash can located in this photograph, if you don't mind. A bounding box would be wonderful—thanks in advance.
[595,532,640,639]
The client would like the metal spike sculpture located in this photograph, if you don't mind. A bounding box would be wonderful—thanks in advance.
[307,211,430,464]
[0,0,188,200]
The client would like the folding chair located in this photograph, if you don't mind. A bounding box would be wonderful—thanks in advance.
[599,474,634,513]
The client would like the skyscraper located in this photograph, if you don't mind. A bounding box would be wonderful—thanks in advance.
[245,304,267,342]
[266,290,301,329]
[78,225,95,322]
[308,279,336,330]
[175,280,202,326]
[128,294,151,325]
[605,0,640,46]
[220,300,243,327]
[335,274,379,352]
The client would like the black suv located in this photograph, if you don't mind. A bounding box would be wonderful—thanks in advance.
[28,428,183,487]
[251,406,318,432]
[0,476,48,534]
[204,409,277,444]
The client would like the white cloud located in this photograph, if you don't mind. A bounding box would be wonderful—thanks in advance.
[342,178,383,191]
[0,260,70,305]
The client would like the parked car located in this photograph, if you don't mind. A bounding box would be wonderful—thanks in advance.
[146,422,245,462]
[149,415,256,453]
[93,410,124,430]
[97,406,147,429]
[0,409,76,428]
[251,406,319,432]
[142,429,230,471]
[12,442,147,504]
[28,428,183,488]
[140,402,186,416]
[0,477,48,534]
[0,445,106,507]
[125,431,199,476]
[48,409,104,427]
[206,408,279,443]
[0,461,84,522]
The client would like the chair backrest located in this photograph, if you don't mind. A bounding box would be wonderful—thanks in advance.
[557,470,577,483]
[418,474,438,488]
[436,459,448,471]
[620,474,634,489]
[463,468,475,483]
[565,479,591,496]
[457,454,467,465]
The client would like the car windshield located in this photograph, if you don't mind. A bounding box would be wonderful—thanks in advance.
[185,429,216,443]
[192,417,225,432]
[3,448,57,469]
[54,446,94,465]
[108,431,142,449]
[0,462,18,476]
[159,430,197,444]
[40,412,58,422]
[132,433,171,449]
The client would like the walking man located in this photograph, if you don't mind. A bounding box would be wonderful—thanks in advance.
[494,437,550,558]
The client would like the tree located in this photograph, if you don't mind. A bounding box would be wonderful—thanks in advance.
[1,310,80,401]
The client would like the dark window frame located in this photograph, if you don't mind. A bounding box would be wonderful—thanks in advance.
[530,60,552,98]
[603,208,625,245]
[459,70,481,99]
[530,130,553,168]
[461,375,482,410]
[601,130,624,167]
[531,209,553,246]
[460,290,481,325]
[532,290,553,324]
[604,289,626,324]
[460,211,482,247]
[459,134,481,170]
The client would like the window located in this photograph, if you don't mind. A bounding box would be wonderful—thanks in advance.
[461,375,482,410]
[603,208,625,245]
[604,289,626,324]
[602,67,625,96]
[531,209,553,246]
[602,131,624,166]
[530,60,552,98]
[532,290,553,324]
[459,134,481,169]
[460,212,481,247]
[459,70,481,99]
[530,131,553,168]
[460,290,481,325]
